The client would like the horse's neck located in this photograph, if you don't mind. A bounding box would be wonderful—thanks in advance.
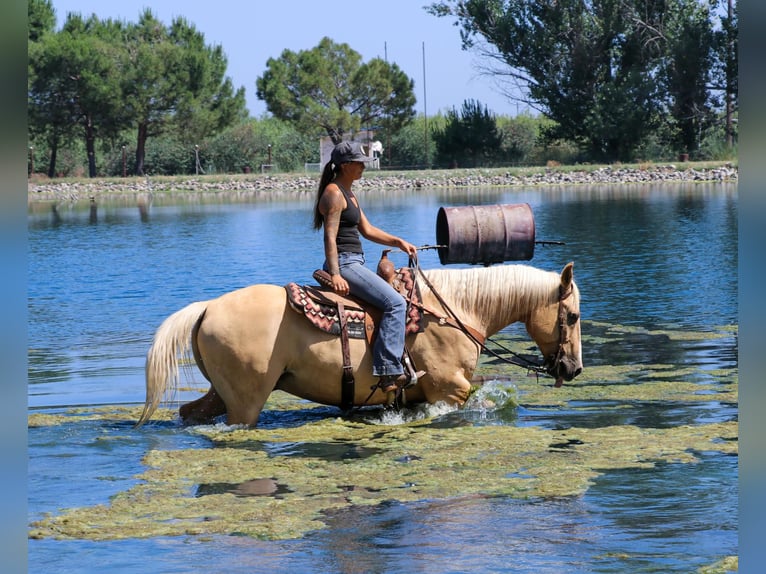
[420,266,558,336]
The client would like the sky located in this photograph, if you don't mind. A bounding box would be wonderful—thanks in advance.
[51,0,524,118]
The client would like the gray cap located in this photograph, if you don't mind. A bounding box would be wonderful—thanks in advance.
[331,141,373,165]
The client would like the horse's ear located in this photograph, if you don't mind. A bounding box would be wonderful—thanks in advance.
[561,262,574,287]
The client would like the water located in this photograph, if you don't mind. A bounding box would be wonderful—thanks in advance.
[27,183,737,572]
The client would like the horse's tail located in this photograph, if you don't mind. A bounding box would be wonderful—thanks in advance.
[137,300,209,426]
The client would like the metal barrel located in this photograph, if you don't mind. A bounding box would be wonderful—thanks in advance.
[435,203,536,265]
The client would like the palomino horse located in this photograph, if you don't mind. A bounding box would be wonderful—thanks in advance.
[138,262,582,427]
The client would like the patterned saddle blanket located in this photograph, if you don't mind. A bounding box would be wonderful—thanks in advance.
[285,267,423,341]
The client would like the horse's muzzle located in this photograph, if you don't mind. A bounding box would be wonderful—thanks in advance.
[548,356,582,387]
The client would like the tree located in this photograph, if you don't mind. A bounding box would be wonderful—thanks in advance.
[28,0,55,43]
[432,99,503,168]
[166,16,247,145]
[256,37,417,144]
[427,0,721,162]
[713,0,738,148]
[661,0,717,156]
[28,29,77,177]
[28,14,127,177]
[123,10,246,175]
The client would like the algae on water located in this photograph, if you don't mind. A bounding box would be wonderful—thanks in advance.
[29,323,737,541]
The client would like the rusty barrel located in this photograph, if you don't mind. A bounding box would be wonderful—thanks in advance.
[435,203,535,265]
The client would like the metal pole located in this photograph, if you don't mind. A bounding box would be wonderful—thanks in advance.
[29,146,34,177]
[384,41,391,166]
[122,146,127,177]
[422,41,428,168]
[268,144,272,165]
[195,145,199,175]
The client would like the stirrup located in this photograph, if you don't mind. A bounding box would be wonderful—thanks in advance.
[373,370,426,394]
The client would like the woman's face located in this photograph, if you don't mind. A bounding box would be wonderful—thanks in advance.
[343,161,366,180]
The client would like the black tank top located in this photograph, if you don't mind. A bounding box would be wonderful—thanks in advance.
[335,183,363,254]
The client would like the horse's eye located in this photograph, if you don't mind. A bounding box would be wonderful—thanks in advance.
[567,312,579,326]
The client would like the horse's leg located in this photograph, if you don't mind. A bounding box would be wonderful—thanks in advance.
[195,285,290,427]
[412,327,478,406]
[218,367,281,426]
[179,385,226,424]
[195,330,282,426]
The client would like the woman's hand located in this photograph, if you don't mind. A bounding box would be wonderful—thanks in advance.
[331,274,349,295]
[398,239,418,259]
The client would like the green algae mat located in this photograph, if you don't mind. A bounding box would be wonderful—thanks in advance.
[29,323,737,545]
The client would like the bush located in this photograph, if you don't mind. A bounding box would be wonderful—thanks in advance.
[142,136,197,176]
[205,117,318,173]
[696,112,738,161]
[432,100,503,168]
[381,114,440,169]
[497,114,539,165]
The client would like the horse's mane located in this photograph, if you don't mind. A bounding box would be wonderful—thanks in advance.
[420,264,563,318]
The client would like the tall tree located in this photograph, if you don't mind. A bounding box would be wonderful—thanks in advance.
[256,37,416,143]
[28,14,126,177]
[713,0,738,148]
[661,0,717,155]
[28,29,75,177]
[427,0,724,161]
[28,0,55,43]
[165,16,247,145]
[123,10,246,175]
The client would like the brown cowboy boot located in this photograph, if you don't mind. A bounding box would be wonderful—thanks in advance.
[375,370,426,394]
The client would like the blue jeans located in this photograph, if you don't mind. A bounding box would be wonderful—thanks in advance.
[326,252,407,376]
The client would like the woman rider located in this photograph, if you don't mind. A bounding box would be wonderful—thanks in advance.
[313,140,423,393]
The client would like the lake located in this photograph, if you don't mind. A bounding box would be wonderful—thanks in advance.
[28,182,737,573]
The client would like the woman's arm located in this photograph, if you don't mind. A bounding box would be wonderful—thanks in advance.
[318,185,350,294]
[358,208,418,257]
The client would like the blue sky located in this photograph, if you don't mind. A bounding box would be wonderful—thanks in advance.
[51,0,523,118]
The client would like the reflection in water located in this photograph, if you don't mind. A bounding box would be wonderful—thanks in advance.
[307,451,736,574]
[196,478,291,498]
[89,197,97,224]
[263,441,384,460]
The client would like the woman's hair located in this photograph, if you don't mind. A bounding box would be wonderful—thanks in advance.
[313,161,340,230]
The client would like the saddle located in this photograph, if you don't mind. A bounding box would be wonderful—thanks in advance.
[285,267,423,343]
[284,265,424,411]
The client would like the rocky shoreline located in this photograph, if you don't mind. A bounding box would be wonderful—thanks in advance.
[28,164,738,204]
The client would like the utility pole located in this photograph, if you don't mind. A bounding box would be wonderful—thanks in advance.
[422,41,428,169]
[385,41,391,166]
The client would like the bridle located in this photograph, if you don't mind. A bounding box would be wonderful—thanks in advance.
[543,284,574,383]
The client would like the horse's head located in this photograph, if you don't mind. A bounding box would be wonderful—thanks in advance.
[526,262,583,386]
